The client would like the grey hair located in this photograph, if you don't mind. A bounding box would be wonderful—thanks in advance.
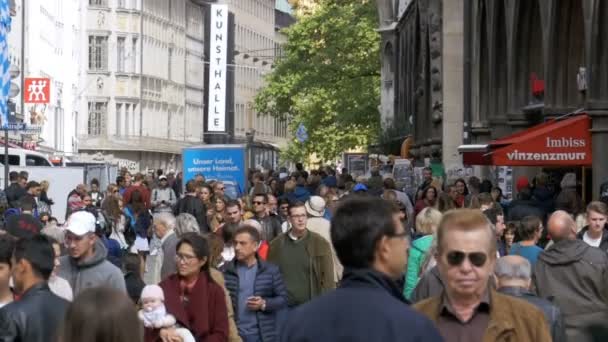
[494,257,532,280]
[175,213,200,237]
[153,212,177,230]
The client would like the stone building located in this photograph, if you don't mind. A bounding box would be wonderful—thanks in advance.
[76,0,209,172]
[220,0,288,146]
[378,0,608,196]
[376,0,464,170]
[466,0,608,198]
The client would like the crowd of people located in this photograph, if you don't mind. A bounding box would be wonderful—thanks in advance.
[0,163,606,341]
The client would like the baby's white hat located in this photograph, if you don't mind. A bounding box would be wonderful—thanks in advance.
[141,284,164,301]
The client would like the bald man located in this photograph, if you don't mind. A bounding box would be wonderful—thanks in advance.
[495,256,565,342]
[534,211,608,342]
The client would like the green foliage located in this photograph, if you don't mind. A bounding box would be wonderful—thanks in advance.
[255,0,380,163]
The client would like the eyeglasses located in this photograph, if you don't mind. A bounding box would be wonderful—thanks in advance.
[290,214,307,219]
[217,187,225,191]
[174,253,198,263]
[446,251,488,267]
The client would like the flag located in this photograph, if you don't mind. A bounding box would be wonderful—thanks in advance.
[296,123,308,143]
[0,0,11,129]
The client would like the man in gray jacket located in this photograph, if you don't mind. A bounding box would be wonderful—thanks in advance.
[151,175,177,214]
[534,211,608,342]
[58,211,126,295]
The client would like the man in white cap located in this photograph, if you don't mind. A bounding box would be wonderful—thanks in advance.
[306,196,343,282]
[151,175,177,214]
[57,211,126,295]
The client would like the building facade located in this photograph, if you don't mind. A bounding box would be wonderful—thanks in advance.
[466,0,608,198]
[377,0,464,171]
[378,0,608,197]
[7,0,81,155]
[76,0,207,172]
[220,0,288,148]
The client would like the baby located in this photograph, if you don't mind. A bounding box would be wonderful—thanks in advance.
[139,285,195,342]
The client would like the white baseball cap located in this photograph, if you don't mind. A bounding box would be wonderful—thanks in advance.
[65,211,97,236]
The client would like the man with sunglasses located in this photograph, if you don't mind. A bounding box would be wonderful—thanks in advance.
[415,209,551,342]
[57,211,126,296]
[279,197,441,342]
[252,194,282,242]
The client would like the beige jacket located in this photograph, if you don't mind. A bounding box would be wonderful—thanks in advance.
[210,268,242,342]
[307,216,343,282]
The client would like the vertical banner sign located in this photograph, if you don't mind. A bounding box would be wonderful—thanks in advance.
[207,4,228,132]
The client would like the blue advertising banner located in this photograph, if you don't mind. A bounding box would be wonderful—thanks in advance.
[182,146,246,198]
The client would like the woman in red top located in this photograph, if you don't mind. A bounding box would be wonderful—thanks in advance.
[145,233,229,342]
[415,186,438,217]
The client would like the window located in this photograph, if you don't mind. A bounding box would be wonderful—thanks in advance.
[89,0,107,6]
[0,155,20,166]
[117,0,126,8]
[117,37,126,72]
[88,102,107,135]
[131,37,138,72]
[88,36,108,71]
[26,155,51,167]
[116,103,122,136]
[168,47,173,80]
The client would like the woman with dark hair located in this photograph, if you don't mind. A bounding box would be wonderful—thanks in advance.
[414,186,437,217]
[103,195,128,250]
[454,178,468,207]
[199,183,214,208]
[145,233,228,342]
[60,287,143,342]
[509,216,544,266]
[209,196,227,233]
[124,189,151,253]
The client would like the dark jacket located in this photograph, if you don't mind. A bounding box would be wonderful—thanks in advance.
[124,271,146,304]
[506,199,545,222]
[0,282,69,342]
[253,215,282,242]
[174,194,209,232]
[279,268,443,342]
[576,225,608,252]
[145,273,229,342]
[498,286,566,342]
[224,257,288,342]
[532,186,555,215]
[267,231,335,302]
[415,289,551,342]
[410,266,444,303]
[534,239,608,342]
[554,187,584,216]
[4,183,25,208]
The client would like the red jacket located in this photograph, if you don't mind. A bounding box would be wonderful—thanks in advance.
[144,273,229,342]
[123,185,151,209]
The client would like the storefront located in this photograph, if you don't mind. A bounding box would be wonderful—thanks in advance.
[459,114,592,201]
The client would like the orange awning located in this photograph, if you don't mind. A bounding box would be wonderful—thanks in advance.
[460,114,592,166]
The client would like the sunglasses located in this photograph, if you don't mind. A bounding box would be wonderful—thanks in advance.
[446,251,488,267]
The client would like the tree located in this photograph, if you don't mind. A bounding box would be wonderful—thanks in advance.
[255,0,380,163]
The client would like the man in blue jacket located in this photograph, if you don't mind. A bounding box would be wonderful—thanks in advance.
[280,197,443,342]
[224,225,288,342]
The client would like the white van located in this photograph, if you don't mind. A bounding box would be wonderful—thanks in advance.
[0,148,53,167]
